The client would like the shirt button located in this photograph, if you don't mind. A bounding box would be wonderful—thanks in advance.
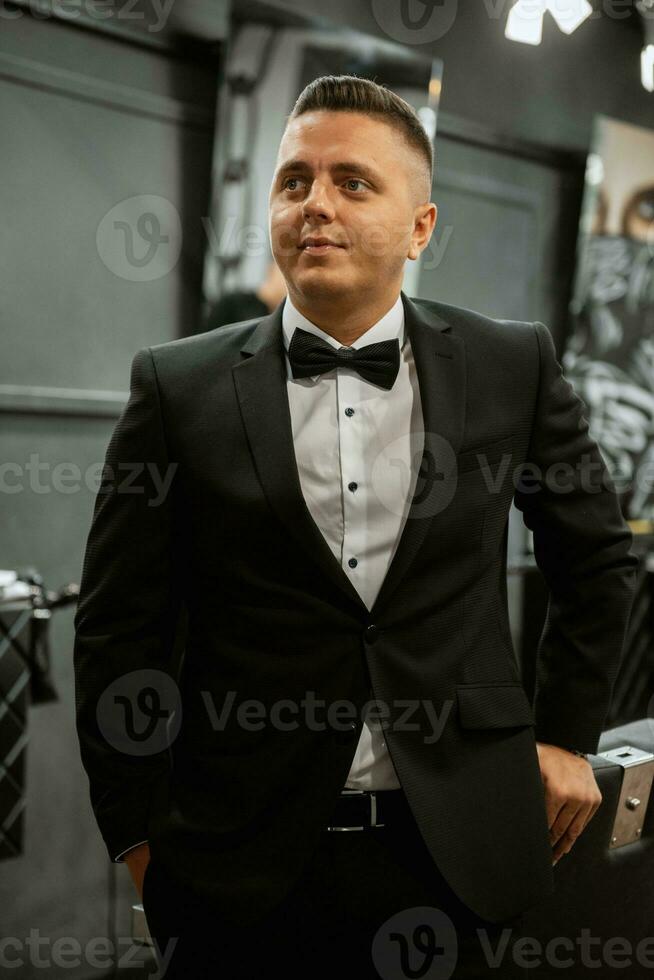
[364,624,379,643]
[348,557,358,568]
[345,407,355,417]
[348,481,358,492]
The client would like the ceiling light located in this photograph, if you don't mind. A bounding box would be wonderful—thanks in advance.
[637,1,654,91]
[505,0,593,45]
[642,44,654,91]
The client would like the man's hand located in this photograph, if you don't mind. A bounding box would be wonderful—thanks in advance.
[123,842,151,900]
[536,742,602,865]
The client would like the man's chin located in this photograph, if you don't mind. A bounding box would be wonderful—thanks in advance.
[290,272,361,302]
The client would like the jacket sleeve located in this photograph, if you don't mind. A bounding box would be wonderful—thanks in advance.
[513,320,639,755]
[74,347,181,863]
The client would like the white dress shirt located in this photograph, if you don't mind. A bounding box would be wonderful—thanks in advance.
[282,291,425,790]
[114,290,424,860]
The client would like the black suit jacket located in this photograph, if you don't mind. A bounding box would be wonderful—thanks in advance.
[73,291,638,926]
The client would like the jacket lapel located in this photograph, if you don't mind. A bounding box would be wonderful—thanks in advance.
[232,290,466,618]
[369,293,466,616]
[233,306,366,613]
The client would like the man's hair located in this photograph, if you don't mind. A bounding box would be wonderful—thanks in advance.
[287,74,434,200]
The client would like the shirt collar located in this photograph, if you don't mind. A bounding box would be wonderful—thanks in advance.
[282,292,406,383]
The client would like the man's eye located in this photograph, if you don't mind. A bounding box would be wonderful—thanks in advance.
[281,177,367,192]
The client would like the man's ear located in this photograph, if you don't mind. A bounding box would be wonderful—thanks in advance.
[408,203,437,261]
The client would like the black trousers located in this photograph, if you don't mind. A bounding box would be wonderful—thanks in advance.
[143,790,529,979]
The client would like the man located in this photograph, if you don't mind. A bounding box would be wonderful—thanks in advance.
[74,75,638,978]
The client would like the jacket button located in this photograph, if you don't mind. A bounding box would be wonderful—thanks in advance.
[364,624,380,644]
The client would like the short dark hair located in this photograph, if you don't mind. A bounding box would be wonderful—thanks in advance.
[288,74,434,199]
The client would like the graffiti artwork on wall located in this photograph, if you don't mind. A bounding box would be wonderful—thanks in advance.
[564,116,654,518]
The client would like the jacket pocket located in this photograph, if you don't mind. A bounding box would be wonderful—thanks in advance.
[456,435,515,474]
[456,682,535,728]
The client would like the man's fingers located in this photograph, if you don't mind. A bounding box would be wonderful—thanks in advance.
[549,800,579,847]
[538,745,604,865]
[551,801,595,861]
[544,790,570,838]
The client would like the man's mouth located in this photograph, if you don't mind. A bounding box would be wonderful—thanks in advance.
[302,244,341,254]
[299,237,346,253]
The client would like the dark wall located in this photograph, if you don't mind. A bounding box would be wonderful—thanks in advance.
[0,15,217,978]
[265,0,651,154]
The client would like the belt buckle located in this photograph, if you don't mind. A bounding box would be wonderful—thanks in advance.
[326,789,386,832]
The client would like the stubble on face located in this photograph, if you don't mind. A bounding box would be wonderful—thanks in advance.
[268,110,434,338]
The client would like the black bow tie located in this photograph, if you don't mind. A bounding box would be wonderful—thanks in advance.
[288,327,400,390]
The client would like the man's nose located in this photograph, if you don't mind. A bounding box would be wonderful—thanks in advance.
[302,181,335,219]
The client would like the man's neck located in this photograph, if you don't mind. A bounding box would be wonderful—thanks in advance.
[288,289,401,347]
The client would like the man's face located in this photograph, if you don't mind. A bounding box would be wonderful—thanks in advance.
[268,111,435,308]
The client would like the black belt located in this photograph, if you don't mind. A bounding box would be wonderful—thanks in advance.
[324,788,407,831]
